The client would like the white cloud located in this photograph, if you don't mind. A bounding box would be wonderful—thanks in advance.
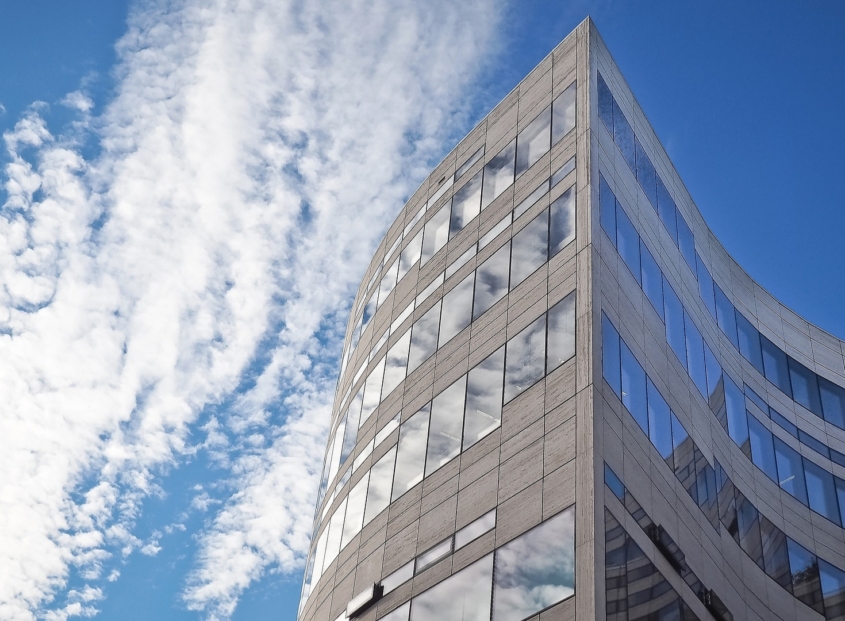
[0,0,501,619]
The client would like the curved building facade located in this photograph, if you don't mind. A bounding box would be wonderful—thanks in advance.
[297,18,845,621]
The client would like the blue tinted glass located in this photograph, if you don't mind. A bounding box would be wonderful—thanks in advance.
[663,278,686,366]
[787,538,825,615]
[597,73,613,131]
[704,343,722,402]
[820,376,845,429]
[612,100,636,172]
[774,437,809,505]
[634,137,657,208]
[549,187,575,256]
[736,493,764,568]
[744,385,768,413]
[695,253,716,319]
[676,214,696,272]
[621,341,648,435]
[639,241,663,320]
[798,430,830,459]
[599,174,616,243]
[788,357,822,416]
[683,310,707,398]
[820,559,845,620]
[832,449,845,468]
[602,313,621,397]
[804,460,841,525]
[647,378,673,463]
[736,312,765,375]
[604,463,625,500]
[837,479,845,530]
[725,375,749,452]
[748,416,777,482]
[655,177,678,244]
[761,335,793,398]
[770,407,798,437]
[615,204,641,285]
[713,285,739,348]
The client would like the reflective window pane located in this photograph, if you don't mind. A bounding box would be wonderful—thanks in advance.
[602,313,622,397]
[547,292,576,371]
[516,105,551,176]
[788,357,822,416]
[597,73,613,130]
[438,272,474,347]
[748,416,777,482]
[481,139,516,210]
[612,99,636,172]
[450,170,483,238]
[504,315,546,403]
[410,553,493,621]
[787,538,825,614]
[510,208,548,288]
[407,301,441,374]
[725,375,749,453]
[804,459,841,525]
[760,516,792,591]
[549,186,575,256]
[695,253,717,319]
[774,437,809,505]
[703,343,722,404]
[639,241,663,320]
[420,203,450,266]
[821,376,845,429]
[456,146,484,181]
[736,312,765,375]
[663,278,686,366]
[425,376,467,475]
[455,509,496,549]
[656,176,678,244]
[473,242,510,320]
[464,346,504,450]
[676,214,696,272]
[714,284,739,348]
[382,330,411,399]
[647,378,673,464]
[382,564,414,596]
[341,471,369,548]
[671,414,696,503]
[398,230,423,282]
[392,405,430,501]
[341,388,363,464]
[599,174,616,242]
[621,341,648,435]
[761,335,793,398]
[381,602,410,621]
[552,81,576,144]
[360,357,386,426]
[634,137,657,208]
[616,204,641,284]
[377,258,399,308]
[736,493,764,569]
[550,156,575,188]
[684,310,707,398]
[364,446,396,525]
[416,538,452,572]
[492,507,575,621]
[820,559,845,621]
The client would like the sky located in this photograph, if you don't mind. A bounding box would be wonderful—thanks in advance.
[0,0,843,620]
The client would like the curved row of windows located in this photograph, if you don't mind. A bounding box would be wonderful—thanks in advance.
[597,71,845,434]
[315,184,577,517]
[339,81,577,394]
[602,314,845,620]
[601,178,845,532]
[302,295,576,608]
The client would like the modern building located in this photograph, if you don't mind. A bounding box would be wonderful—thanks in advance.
[297,17,845,621]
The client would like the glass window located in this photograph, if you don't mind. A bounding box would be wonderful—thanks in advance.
[455,509,496,549]
[481,139,516,210]
[634,137,657,208]
[362,290,377,327]
[492,507,575,621]
[663,278,686,366]
[684,311,707,398]
[445,245,476,280]
[774,437,809,505]
[464,346,505,450]
[676,213,696,272]
[425,376,467,475]
[736,493,764,569]
[703,343,722,403]
[621,341,648,435]
[799,429,830,459]
[382,330,411,399]
[761,335,793,398]
[804,459,841,525]
[736,312,765,375]
[602,313,622,397]
[612,99,636,172]
[655,177,678,244]
[392,405,430,501]
[450,170,483,238]
[473,241,510,320]
[788,357,823,416]
[695,253,716,319]
[479,213,511,250]
[647,378,673,464]
[416,538,452,572]
[713,284,739,348]
[549,186,575,256]
[615,204,640,284]
[438,272,475,347]
[552,81,576,144]
[382,563,414,596]
[382,602,410,621]
[364,446,396,525]
[510,208,548,288]
[599,174,616,242]
[341,389,363,464]
[820,560,845,621]
[821,376,845,429]
[671,414,696,503]
[398,230,423,283]
[410,553,493,621]
[421,203,450,266]
[748,416,777,481]
[341,471,369,548]
[513,181,548,220]
[604,463,625,500]
[516,105,551,177]
[787,538,825,615]
[597,73,613,131]
[407,301,441,374]
[456,146,484,181]
[377,258,399,308]
[360,357,386,426]
[770,407,798,437]
[716,463,738,541]
[504,314,547,403]
[547,292,576,371]
[428,177,454,210]
[550,156,575,188]
[760,516,792,591]
[639,241,663,320]
[725,375,749,453]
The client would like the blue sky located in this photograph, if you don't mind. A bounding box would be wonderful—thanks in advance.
[0,1,843,620]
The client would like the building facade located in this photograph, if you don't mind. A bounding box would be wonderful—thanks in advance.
[297,18,845,621]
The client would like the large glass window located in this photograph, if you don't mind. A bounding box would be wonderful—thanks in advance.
[676,214,696,272]
[377,258,399,308]
[360,357,386,425]
[481,140,516,210]
[684,310,707,398]
[510,208,548,288]
[450,170,483,238]
[410,554,493,621]
[736,313,765,375]
[695,253,716,318]
[516,106,551,177]
[804,460,841,525]
[438,273,475,347]
[421,203,450,266]
[597,73,613,130]
[551,82,576,144]
[788,357,822,416]
[821,377,845,428]
[547,293,576,371]
[615,204,640,284]
[620,341,647,435]
[382,330,411,399]
[341,471,369,547]
[787,538,825,614]
[663,278,686,365]
[634,137,657,208]
[425,376,467,475]
[647,378,673,463]
[549,186,575,256]
[639,241,663,320]
[407,301,441,374]
[820,560,845,621]
[473,242,510,320]
[464,347,505,450]
[340,389,363,464]
[599,174,616,242]
[774,437,809,505]
[612,99,635,172]
[736,493,764,569]
[760,515,792,590]
[364,447,396,525]
[504,315,546,403]
[724,375,749,453]
[713,284,739,348]
[397,230,422,282]
[655,177,678,244]
[492,506,575,621]
[761,335,793,398]
[602,313,621,397]
[392,406,430,501]
[748,416,777,482]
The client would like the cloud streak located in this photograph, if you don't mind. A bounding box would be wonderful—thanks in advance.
[0,0,500,619]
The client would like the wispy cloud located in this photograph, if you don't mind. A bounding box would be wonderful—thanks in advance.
[0,0,501,619]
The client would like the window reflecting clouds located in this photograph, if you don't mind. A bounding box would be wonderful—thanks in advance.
[451,171,483,238]
[426,376,467,475]
[549,187,575,256]
[382,330,411,399]
[360,357,385,426]
[510,209,548,288]
[516,106,551,177]
[408,301,441,374]
[552,82,576,144]
[341,471,369,548]
[398,230,422,282]
[481,140,516,210]
[421,204,450,266]
[547,292,575,371]
[392,406,430,501]
[410,554,493,621]
[473,242,510,319]
[504,315,546,403]
[439,273,475,347]
[464,346,504,450]
[364,446,396,525]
